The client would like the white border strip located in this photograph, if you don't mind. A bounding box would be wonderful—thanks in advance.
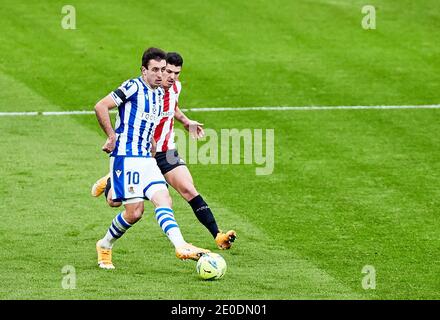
[0,105,439,116]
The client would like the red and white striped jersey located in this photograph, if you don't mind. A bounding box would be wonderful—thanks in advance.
[154,81,181,152]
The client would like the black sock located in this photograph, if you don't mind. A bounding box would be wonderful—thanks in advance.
[104,177,111,199]
[188,195,219,238]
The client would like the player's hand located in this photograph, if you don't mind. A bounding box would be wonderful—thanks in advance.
[102,135,116,153]
[184,120,205,139]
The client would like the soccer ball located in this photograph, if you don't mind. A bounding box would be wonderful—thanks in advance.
[196,253,227,280]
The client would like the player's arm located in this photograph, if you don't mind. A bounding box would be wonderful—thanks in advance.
[151,137,157,157]
[94,95,118,153]
[174,106,204,139]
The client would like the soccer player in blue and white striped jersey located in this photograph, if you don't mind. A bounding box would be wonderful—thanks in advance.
[94,47,209,269]
[92,52,237,250]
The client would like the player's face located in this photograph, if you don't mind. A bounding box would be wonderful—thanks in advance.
[162,64,182,89]
[142,59,166,88]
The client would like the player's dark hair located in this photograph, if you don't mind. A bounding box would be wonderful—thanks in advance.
[166,52,183,67]
[142,47,166,69]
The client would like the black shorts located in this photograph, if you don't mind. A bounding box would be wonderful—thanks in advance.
[155,149,186,175]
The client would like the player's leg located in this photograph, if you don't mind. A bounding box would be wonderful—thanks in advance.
[96,199,143,269]
[145,159,209,260]
[164,165,217,233]
[96,156,145,269]
[164,164,236,250]
[150,189,210,260]
[104,181,122,207]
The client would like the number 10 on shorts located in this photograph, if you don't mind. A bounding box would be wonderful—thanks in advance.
[126,171,140,185]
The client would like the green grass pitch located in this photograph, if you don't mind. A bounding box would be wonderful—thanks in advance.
[0,0,439,299]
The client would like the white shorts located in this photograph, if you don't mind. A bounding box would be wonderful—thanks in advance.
[110,156,167,202]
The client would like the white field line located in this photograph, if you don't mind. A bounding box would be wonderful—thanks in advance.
[0,112,39,116]
[0,104,439,116]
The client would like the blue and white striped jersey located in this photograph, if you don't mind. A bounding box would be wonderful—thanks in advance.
[109,77,164,157]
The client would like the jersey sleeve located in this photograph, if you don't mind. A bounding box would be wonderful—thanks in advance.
[109,79,139,106]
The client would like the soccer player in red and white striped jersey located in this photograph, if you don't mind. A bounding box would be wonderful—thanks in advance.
[153,78,180,153]
[92,52,236,250]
